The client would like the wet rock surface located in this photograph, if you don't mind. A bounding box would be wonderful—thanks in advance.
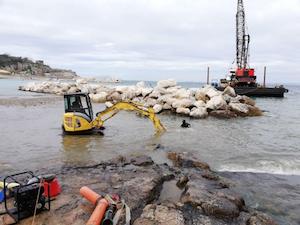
[134,203,185,225]
[0,153,277,225]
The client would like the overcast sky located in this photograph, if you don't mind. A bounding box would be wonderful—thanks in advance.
[0,0,300,83]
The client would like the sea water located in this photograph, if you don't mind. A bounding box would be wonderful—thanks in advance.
[0,78,299,224]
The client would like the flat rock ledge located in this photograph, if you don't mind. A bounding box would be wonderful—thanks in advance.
[18,79,262,118]
[0,153,277,225]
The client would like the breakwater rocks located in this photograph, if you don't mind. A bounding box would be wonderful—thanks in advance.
[19,79,262,118]
[1,153,277,224]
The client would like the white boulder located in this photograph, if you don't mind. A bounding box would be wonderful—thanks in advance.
[53,86,63,95]
[206,88,221,99]
[68,86,79,94]
[76,78,88,85]
[223,94,232,103]
[176,107,191,115]
[174,88,192,99]
[145,98,157,107]
[157,79,177,89]
[172,99,193,109]
[162,103,172,110]
[223,86,236,97]
[197,85,220,99]
[162,95,177,106]
[228,96,240,103]
[154,87,168,95]
[91,92,108,103]
[190,107,208,118]
[135,88,143,96]
[132,97,144,104]
[108,92,122,102]
[153,104,163,114]
[105,101,114,108]
[98,85,112,93]
[157,95,172,104]
[115,86,128,93]
[149,90,161,99]
[241,95,256,106]
[195,90,207,102]
[142,88,153,97]
[164,86,181,95]
[78,84,93,93]
[121,87,136,100]
[229,102,249,114]
[59,84,70,93]
[193,100,206,108]
[206,95,227,110]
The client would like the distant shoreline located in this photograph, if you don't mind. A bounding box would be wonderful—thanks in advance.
[0,74,59,81]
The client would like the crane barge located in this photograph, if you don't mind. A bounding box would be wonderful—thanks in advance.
[216,0,288,97]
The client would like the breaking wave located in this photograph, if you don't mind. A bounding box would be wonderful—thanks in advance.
[218,159,300,175]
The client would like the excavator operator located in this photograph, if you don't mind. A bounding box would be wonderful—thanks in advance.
[71,97,82,109]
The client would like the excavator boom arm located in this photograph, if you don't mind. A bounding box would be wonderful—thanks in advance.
[92,102,166,133]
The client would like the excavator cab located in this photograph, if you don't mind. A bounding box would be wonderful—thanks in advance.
[64,93,93,121]
[63,93,95,133]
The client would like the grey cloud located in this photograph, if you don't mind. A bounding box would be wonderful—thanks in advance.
[0,0,299,83]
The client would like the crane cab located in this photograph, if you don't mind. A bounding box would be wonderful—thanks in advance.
[235,68,257,86]
[63,93,94,133]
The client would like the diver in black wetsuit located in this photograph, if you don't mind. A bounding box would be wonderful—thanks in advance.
[181,120,191,128]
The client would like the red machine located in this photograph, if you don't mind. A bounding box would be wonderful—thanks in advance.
[218,0,288,97]
[236,68,254,77]
[235,68,256,85]
[232,0,257,86]
[43,177,61,198]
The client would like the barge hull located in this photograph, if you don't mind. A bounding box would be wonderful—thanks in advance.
[216,87,288,97]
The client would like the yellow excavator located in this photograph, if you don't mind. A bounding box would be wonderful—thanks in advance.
[62,93,165,134]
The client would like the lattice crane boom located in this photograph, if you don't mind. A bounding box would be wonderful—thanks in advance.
[236,0,250,69]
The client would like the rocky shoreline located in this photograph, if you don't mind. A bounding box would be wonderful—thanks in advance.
[0,54,77,79]
[0,152,277,225]
[19,79,262,119]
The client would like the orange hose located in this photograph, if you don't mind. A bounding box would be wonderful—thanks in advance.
[86,198,109,225]
[80,186,101,205]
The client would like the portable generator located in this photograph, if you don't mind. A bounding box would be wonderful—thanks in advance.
[3,171,51,223]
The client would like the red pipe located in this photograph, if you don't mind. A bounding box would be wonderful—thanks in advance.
[80,186,109,225]
[80,186,101,205]
[86,198,109,225]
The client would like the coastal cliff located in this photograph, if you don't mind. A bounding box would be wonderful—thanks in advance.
[0,54,77,79]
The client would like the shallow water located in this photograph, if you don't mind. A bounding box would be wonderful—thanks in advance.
[0,79,300,224]
[220,172,300,225]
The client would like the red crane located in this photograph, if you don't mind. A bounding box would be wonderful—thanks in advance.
[233,0,256,86]
[216,0,288,97]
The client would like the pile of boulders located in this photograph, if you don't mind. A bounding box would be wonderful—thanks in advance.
[19,79,262,118]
